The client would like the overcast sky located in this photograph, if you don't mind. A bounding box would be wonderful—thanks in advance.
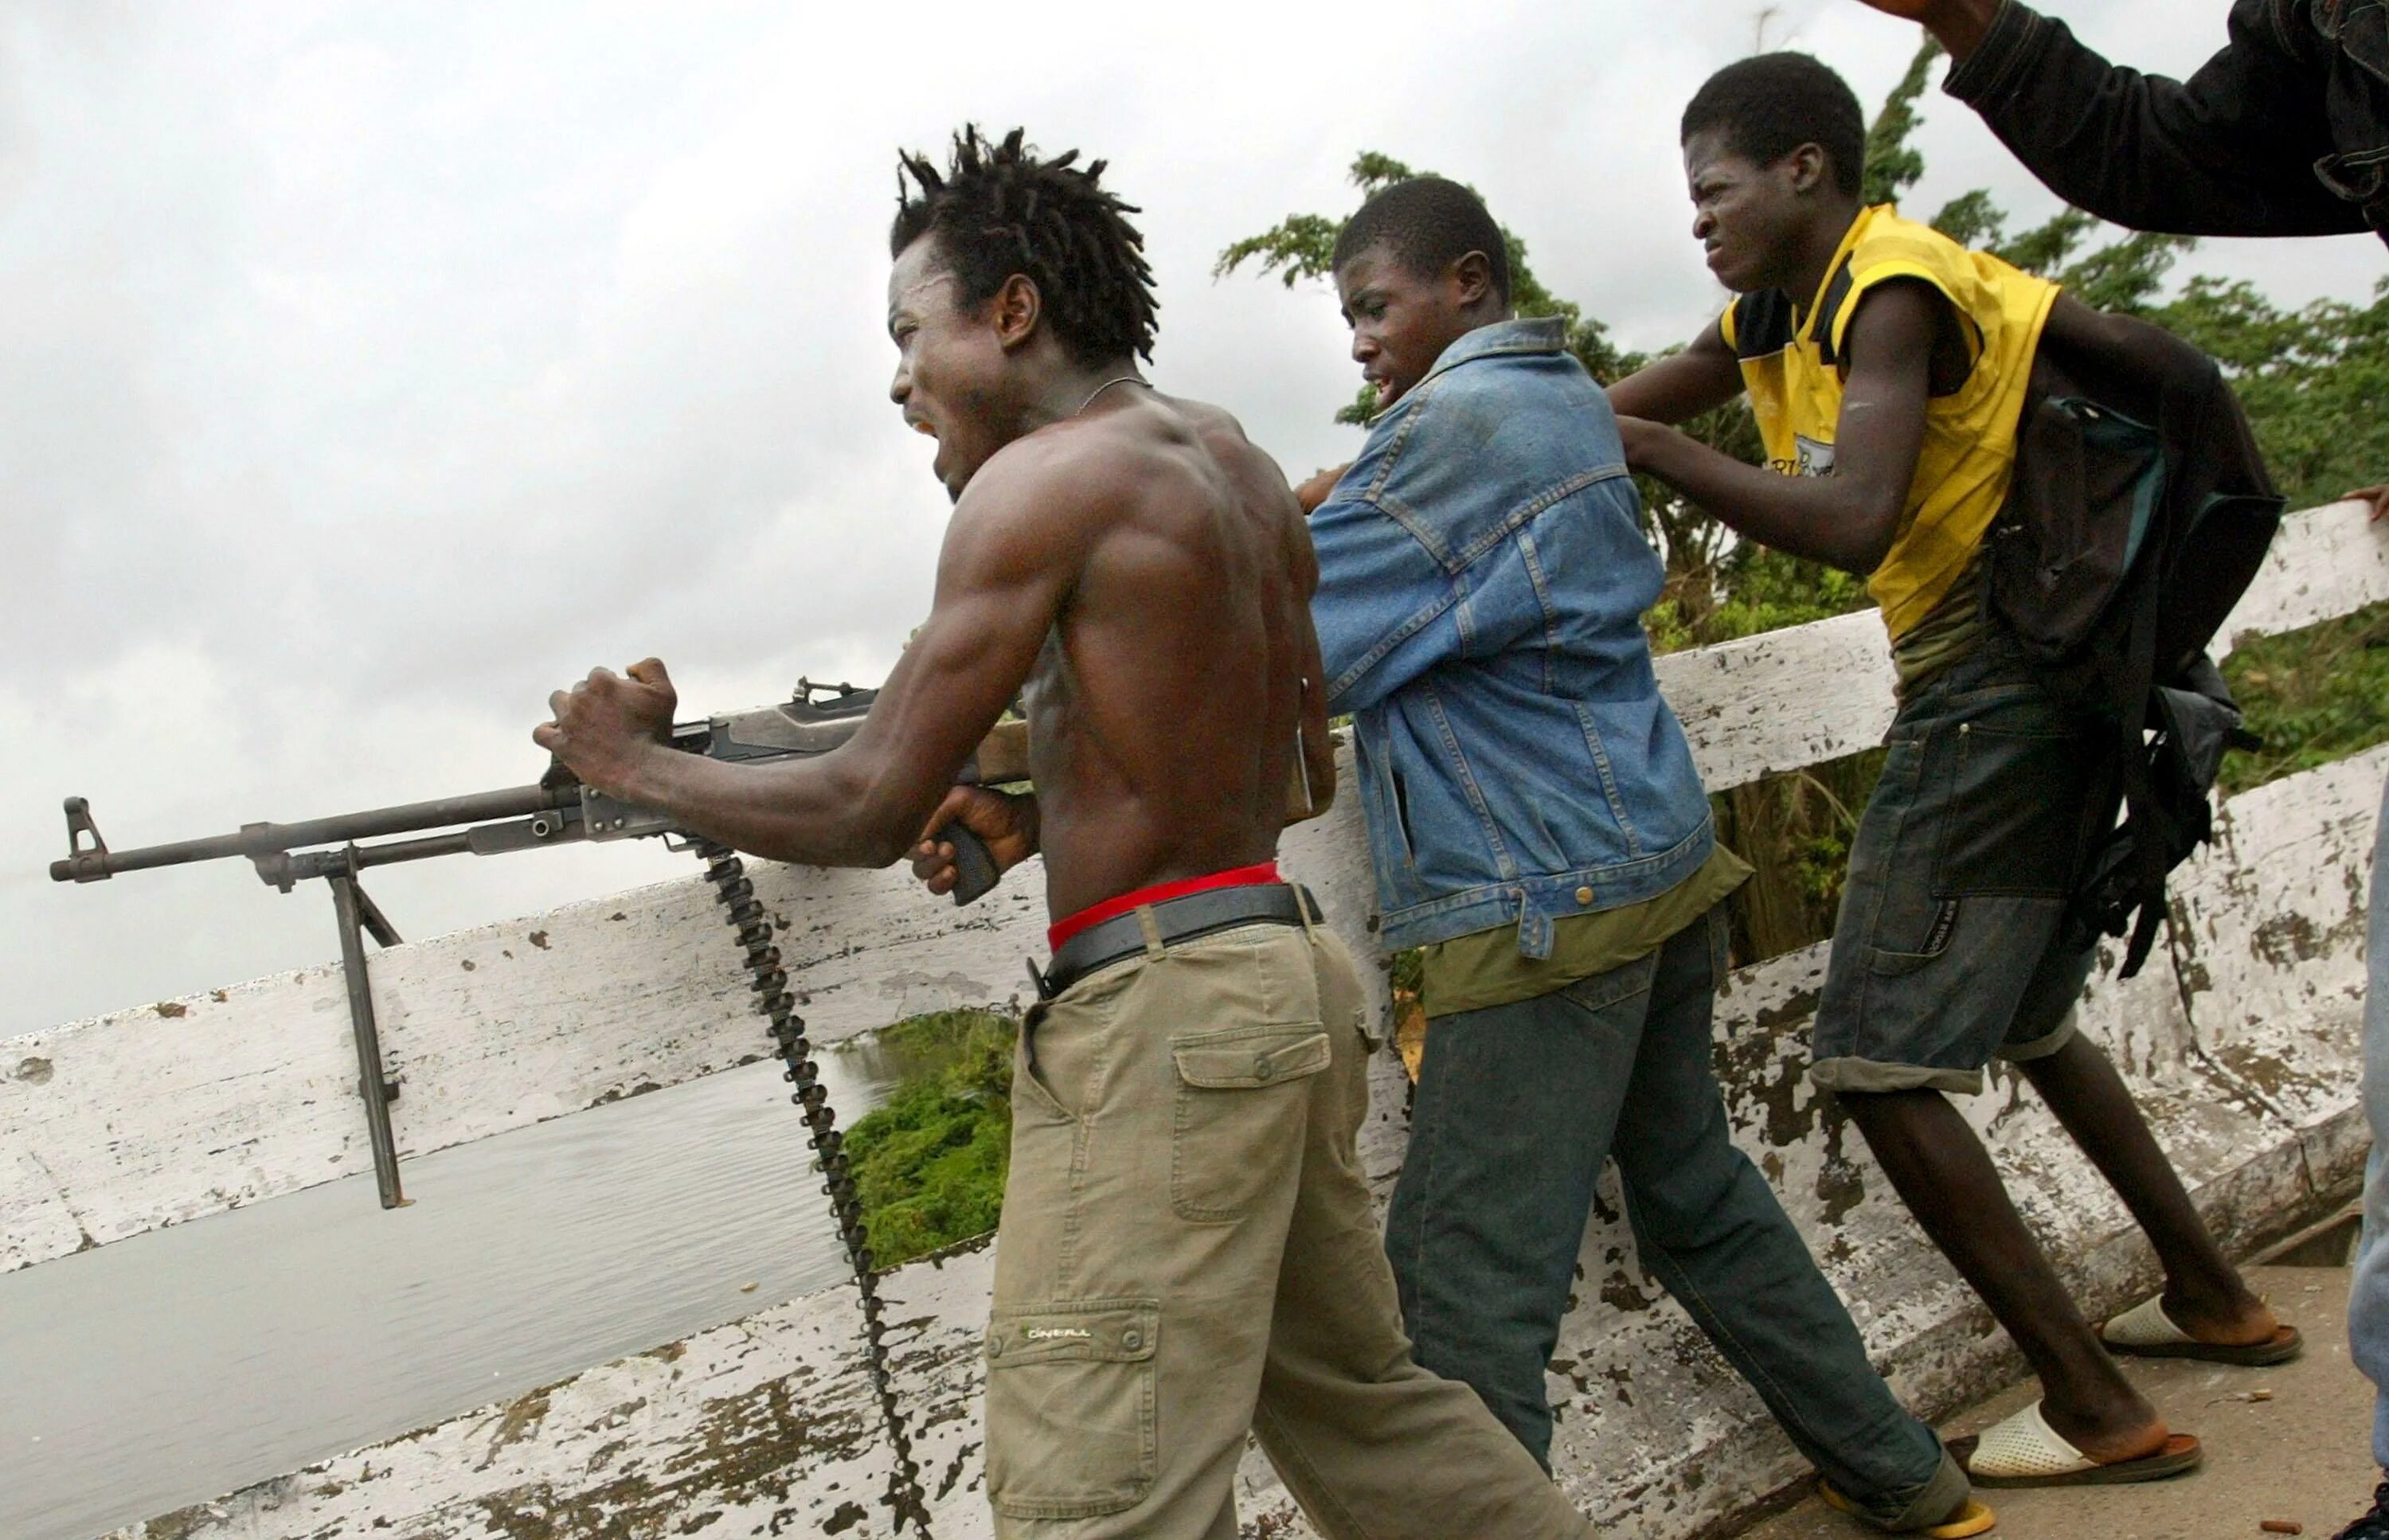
[5,0,2383,1038]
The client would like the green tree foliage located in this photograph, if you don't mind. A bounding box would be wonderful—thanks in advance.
[1861,37,1939,205]
[2219,602,2389,793]
[2155,276,2389,510]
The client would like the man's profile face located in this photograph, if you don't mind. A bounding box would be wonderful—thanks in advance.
[1683,129,1808,295]
[888,236,1010,501]
[1334,244,1473,409]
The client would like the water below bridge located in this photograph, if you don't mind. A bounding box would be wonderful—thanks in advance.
[0,1046,900,1540]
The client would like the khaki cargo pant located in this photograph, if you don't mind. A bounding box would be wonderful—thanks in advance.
[984,908,1594,1539]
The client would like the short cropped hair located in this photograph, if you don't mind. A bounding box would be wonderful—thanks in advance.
[1330,177,1511,306]
[891,125,1159,365]
[1680,53,1867,199]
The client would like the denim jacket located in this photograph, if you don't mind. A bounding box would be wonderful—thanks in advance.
[1308,317,1714,957]
[1949,0,2389,244]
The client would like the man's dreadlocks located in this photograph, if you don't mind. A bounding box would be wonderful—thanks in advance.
[891,126,1159,365]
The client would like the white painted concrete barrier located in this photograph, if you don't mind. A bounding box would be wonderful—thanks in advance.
[10,501,2382,1538]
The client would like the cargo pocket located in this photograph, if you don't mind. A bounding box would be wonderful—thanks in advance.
[983,1299,1159,1519]
[1926,715,2089,899]
[1170,1022,1331,1222]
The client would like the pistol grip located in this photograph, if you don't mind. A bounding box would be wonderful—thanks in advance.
[937,822,1000,906]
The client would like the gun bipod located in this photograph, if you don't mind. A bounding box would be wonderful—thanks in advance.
[326,854,410,1210]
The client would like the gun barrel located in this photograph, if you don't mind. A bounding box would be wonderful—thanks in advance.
[51,784,574,882]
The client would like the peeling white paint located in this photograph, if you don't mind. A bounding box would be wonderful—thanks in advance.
[2217,498,2389,659]
[14,502,2384,1538]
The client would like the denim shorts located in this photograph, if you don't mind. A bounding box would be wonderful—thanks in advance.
[1810,631,2121,1096]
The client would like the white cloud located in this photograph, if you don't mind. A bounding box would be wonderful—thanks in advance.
[7,0,2383,1034]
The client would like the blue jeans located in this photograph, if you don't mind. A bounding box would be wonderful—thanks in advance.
[1384,906,1950,1511]
[2353,772,2389,1468]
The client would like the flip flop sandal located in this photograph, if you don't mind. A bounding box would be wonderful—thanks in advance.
[2100,1294,2303,1366]
[1816,1477,1999,1536]
[1950,1400,2202,1488]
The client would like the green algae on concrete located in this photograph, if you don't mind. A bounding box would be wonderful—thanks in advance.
[843,1010,1015,1269]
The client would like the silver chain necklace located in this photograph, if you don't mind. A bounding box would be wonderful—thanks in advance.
[1077,374,1147,415]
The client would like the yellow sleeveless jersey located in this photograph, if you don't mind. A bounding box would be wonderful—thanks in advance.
[1718,204,2059,640]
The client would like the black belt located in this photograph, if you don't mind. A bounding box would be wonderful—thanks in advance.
[1032,882,1324,999]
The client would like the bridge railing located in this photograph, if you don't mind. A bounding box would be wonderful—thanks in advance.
[9,500,2384,1540]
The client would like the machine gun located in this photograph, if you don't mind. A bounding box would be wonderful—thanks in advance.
[50,678,1021,1209]
[48,679,1019,1532]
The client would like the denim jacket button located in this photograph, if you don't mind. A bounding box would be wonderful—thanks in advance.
[1575,886,1595,905]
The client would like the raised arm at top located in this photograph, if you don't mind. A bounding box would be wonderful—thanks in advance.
[1933,0,2363,239]
[1852,0,1997,61]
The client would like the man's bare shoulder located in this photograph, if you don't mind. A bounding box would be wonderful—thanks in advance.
[948,392,1300,581]
[1159,392,1255,446]
[964,404,1159,510]
[932,408,1168,592]
[968,393,1252,507]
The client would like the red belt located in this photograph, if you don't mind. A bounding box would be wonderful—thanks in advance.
[1046,862,1283,953]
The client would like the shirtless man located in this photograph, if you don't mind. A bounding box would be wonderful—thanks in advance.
[542,127,1593,1540]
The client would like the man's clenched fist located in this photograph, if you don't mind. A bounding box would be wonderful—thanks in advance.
[534,657,678,799]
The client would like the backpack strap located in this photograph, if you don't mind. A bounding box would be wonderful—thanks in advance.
[2117,587,2171,979]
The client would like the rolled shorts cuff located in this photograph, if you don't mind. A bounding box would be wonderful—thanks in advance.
[1808,1054,1984,1097]
[1996,1006,2078,1065]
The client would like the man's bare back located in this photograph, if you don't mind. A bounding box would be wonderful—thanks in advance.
[973,386,1329,916]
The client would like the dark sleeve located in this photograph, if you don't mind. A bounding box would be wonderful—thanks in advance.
[1946,0,2367,238]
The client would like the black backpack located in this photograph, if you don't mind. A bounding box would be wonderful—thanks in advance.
[1985,295,2285,978]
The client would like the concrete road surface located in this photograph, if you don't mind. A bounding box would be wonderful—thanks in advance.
[1738,1262,2374,1540]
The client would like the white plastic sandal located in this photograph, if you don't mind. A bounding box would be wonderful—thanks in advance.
[2100,1292,2302,1365]
[1959,1399,2201,1488]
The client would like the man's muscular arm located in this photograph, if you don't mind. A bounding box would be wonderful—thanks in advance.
[1614,280,1940,575]
[538,446,1087,871]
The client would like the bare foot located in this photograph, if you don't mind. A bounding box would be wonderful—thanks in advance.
[2039,1397,2174,1466]
[2159,1285,2284,1348]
